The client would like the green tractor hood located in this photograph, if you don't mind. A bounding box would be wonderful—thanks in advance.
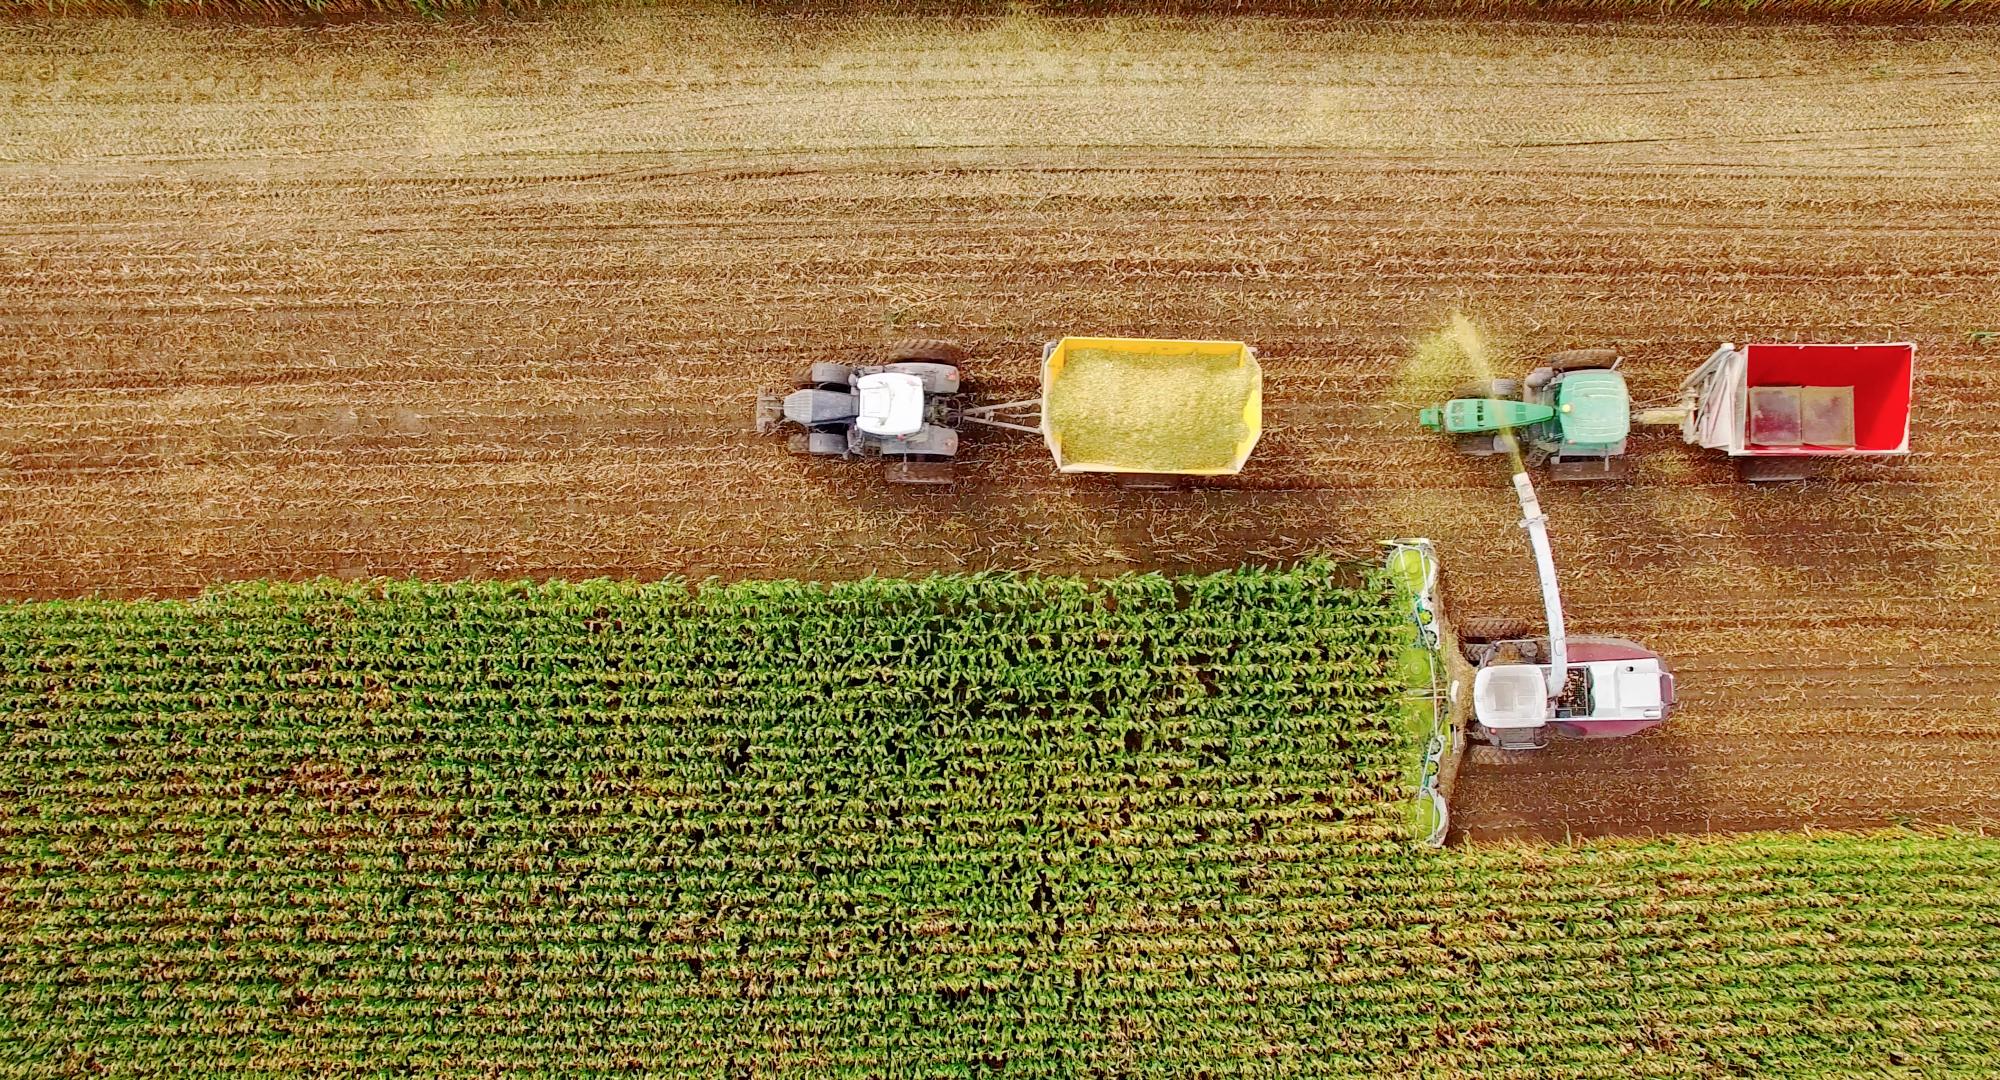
[1553,370,1631,445]
[1420,397,1556,434]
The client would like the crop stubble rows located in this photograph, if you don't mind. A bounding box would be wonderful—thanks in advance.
[1,15,1998,840]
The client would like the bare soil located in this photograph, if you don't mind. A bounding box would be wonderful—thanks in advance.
[3,13,1998,842]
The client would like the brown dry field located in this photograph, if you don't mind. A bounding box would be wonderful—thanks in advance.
[2,13,1998,842]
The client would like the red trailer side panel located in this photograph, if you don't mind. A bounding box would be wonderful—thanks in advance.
[1742,343,1913,454]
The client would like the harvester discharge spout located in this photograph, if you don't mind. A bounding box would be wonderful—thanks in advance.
[1509,465,1567,709]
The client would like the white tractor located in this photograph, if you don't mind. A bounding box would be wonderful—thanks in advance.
[753,340,970,485]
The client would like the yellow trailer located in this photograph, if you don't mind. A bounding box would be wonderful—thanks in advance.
[1042,336,1261,475]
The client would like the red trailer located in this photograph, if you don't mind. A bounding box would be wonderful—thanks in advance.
[1676,342,1914,482]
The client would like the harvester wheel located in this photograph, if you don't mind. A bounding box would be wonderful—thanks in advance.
[1456,616,1532,645]
[1547,348,1618,371]
[1449,378,1520,401]
[886,339,968,364]
[1465,745,1544,767]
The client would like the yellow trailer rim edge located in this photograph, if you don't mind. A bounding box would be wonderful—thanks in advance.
[1042,337,1261,475]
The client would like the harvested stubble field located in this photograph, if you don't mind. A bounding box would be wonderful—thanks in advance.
[2,14,1999,842]
[3,570,1998,1076]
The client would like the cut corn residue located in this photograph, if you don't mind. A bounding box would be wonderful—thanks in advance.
[1045,346,1254,472]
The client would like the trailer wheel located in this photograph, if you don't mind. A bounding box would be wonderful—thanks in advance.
[1457,616,1532,645]
[886,339,968,364]
[1114,473,1181,492]
[1547,348,1618,371]
[1737,456,1820,483]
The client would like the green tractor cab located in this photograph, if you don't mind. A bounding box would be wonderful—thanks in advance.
[1419,349,1633,481]
[1551,369,1631,449]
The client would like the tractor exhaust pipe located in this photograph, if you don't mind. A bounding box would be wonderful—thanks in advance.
[1510,467,1568,710]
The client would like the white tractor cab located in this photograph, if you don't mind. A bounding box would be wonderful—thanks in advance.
[854,372,928,437]
[1461,470,1677,752]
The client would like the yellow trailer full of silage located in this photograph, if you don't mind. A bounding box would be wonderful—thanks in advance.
[1036,336,1262,476]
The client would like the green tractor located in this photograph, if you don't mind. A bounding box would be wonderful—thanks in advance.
[1419,348,1631,481]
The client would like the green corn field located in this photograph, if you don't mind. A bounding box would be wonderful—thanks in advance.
[2,567,1996,1076]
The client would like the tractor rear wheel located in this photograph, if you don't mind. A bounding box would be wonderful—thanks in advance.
[805,362,854,389]
[1549,456,1630,483]
[1449,378,1520,401]
[1456,616,1532,644]
[886,339,968,364]
[1547,348,1618,372]
[884,458,955,486]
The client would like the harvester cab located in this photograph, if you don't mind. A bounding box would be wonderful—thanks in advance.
[1463,633,1676,750]
[1420,348,1632,481]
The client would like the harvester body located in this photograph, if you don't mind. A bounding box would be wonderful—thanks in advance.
[1454,467,1674,753]
[1468,636,1676,749]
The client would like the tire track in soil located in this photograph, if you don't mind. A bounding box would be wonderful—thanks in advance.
[2,15,1998,843]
